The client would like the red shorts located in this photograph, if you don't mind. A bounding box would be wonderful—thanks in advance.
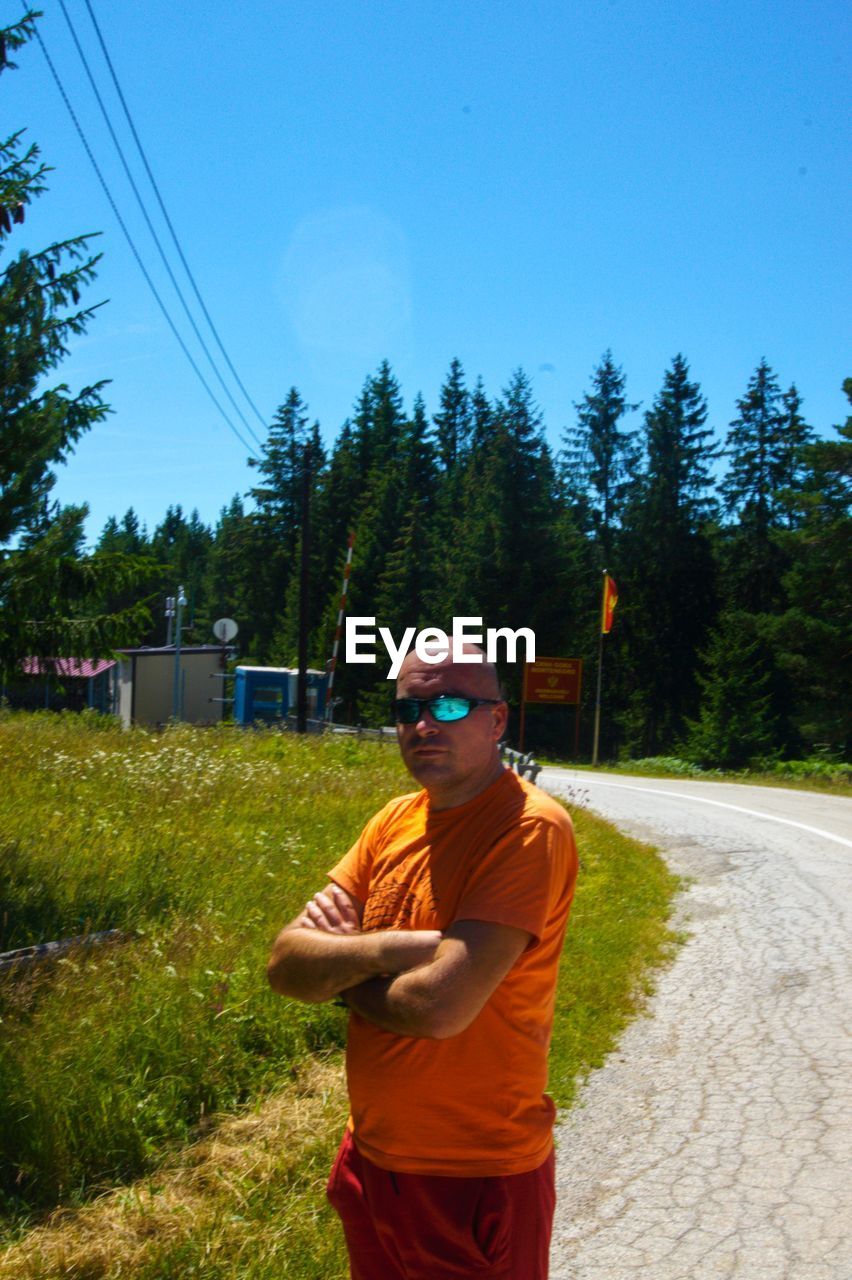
[326,1129,556,1279]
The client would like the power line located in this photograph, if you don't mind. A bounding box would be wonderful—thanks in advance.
[24,4,260,460]
[82,0,269,434]
[56,0,264,448]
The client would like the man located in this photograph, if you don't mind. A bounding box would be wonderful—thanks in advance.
[267,644,578,1279]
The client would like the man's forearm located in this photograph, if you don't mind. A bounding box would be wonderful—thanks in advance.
[341,921,532,1040]
[266,930,382,1003]
[342,950,487,1039]
[342,968,450,1038]
[267,926,441,1004]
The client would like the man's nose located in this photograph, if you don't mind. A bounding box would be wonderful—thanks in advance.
[414,708,440,732]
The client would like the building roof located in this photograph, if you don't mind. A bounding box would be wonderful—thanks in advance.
[236,666,326,675]
[22,657,117,679]
[116,645,226,657]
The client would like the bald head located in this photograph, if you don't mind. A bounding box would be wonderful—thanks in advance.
[396,642,502,700]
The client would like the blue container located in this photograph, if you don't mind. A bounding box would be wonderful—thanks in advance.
[234,667,327,726]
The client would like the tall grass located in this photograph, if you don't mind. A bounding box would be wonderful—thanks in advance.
[0,711,407,1210]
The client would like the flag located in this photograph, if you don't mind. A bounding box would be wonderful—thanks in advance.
[601,573,618,634]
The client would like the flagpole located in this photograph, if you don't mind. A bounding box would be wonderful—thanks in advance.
[519,661,528,752]
[592,569,607,766]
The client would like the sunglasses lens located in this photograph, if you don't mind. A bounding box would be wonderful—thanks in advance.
[393,697,475,723]
[431,698,472,722]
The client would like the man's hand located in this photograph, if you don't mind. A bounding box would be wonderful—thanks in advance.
[299,884,362,934]
[267,881,442,1004]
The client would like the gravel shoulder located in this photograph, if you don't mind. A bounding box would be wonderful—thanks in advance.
[540,769,852,1280]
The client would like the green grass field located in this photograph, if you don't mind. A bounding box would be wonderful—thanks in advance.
[0,711,678,1278]
[537,753,852,796]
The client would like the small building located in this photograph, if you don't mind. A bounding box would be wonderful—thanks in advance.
[116,646,226,728]
[234,666,328,725]
[16,657,118,713]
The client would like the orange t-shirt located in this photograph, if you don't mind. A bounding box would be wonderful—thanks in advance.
[328,768,578,1177]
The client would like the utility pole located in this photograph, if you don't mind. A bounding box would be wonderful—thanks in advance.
[296,446,312,734]
[172,585,187,720]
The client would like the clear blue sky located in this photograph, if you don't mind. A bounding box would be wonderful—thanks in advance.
[11,0,851,543]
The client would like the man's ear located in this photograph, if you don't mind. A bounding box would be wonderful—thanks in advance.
[491,701,509,740]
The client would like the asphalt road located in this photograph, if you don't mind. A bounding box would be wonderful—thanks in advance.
[538,769,852,1280]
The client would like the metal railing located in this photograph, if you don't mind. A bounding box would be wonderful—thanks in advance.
[280,719,543,774]
[499,743,542,783]
[0,929,129,976]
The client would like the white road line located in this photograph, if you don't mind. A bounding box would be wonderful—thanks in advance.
[542,772,852,850]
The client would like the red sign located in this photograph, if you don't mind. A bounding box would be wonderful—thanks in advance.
[523,657,583,706]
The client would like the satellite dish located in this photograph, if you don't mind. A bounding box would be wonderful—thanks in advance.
[212,617,238,643]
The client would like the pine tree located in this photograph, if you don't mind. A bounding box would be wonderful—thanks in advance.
[203,496,259,653]
[336,364,408,611]
[97,508,149,557]
[469,377,493,454]
[270,432,332,672]
[712,363,816,751]
[445,370,560,699]
[371,394,439,642]
[768,379,852,753]
[358,503,432,726]
[345,361,406,496]
[433,358,471,473]
[562,351,639,560]
[151,504,186,559]
[616,355,719,757]
[722,360,792,526]
[427,363,472,618]
[150,506,213,642]
[0,13,153,674]
[315,372,439,720]
[0,20,106,547]
[369,360,406,472]
[87,508,161,645]
[249,389,311,553]
[719,360,812,612]
[245,388,321,658]
[685,611,780,768]
[776,385,813,523]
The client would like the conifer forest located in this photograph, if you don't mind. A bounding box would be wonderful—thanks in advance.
[88,355,851,765]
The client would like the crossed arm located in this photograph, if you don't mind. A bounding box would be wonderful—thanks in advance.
[266,883,531,1040]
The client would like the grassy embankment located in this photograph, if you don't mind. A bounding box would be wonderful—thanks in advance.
[538,753,852,796]
[0,711,677,1279]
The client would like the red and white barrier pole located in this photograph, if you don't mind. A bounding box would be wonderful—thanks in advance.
[325,531,355,720]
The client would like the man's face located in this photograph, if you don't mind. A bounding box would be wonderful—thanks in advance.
[394,650,508,805]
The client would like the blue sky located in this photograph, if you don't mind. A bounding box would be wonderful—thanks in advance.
[10,0,851,542]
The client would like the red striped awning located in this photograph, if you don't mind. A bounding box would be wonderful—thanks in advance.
[21,657,117,679]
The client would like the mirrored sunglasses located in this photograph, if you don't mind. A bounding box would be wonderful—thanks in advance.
[391,696,501,724]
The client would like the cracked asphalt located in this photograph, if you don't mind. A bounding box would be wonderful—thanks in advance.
[539,771,852,1280]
